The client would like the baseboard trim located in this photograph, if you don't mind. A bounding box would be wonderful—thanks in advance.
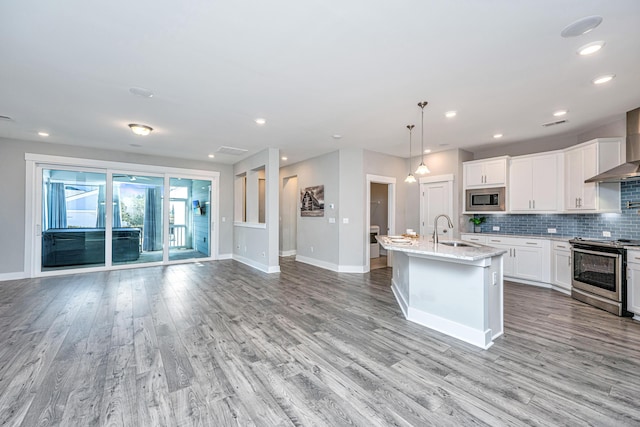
[279,250,297,257]
[505,277,552,289]
[232,254,280,274]
[295,255,339,272]
[407,306,494,350]
[218,253,233,260]
[551,285,571,295]
[338,265,366,273]
[391,279,409,318]
[0,271,28,282]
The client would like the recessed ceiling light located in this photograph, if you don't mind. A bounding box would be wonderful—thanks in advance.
[332,134,343,139]
[208,154,215,158]
[577,41,605,56]
[128,123,153,135]
[493,133,503,139]
[281,157,288,161]
[553,110,568,117]
[38,131,49,137]
[561,16,603,38]
[592,74,615,85]
[255,118,266,125]
[129,87,154,98]
[424,149,432,154]
[445,111,457,118]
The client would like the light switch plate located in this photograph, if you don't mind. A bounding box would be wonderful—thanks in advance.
[329,217,335,223]
[547,228,557,233]
[343,218,349,224]
[603,231,611,237]
[492,226,500,231]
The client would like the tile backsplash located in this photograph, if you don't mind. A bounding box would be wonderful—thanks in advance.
[473,181,640,239]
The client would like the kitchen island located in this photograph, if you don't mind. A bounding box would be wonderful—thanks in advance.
[377,236,506,349]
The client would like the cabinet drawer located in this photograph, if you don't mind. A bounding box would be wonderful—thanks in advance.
[552,241,570,251]
[628,250,640,264]
[461,234,487,244]
[519,239,544,248]
[487,237,509,245]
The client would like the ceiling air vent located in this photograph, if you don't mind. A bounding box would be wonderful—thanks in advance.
[216,146,248,156]
[542,119,568,127]
[0,115,13,121]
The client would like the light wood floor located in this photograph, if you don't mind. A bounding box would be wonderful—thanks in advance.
[1,257,640,426]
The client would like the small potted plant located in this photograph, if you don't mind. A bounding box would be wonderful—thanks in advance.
[469,216,486,233]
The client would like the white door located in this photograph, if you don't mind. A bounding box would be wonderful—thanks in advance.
[421,178,453,240]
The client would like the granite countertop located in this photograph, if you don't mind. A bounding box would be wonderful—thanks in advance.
[377,235,507,261]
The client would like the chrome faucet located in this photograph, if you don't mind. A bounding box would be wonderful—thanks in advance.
[433,214,454,244]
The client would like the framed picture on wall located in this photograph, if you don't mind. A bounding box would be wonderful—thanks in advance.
[300,185,324,217]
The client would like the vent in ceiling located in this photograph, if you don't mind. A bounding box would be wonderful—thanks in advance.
[0,115,13,121]
[216,146,248,156]
[542,119,568,127]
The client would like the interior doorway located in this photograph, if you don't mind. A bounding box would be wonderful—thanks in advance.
[366,174,396,272]
[280,175,298,256]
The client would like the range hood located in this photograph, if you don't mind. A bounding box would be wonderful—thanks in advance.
[585,108,640,183]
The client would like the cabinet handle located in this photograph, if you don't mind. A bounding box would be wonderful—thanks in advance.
[533,200,535,209]
[557,245,566,249]
[513,248,516,257]
[635,257,640,260]
[525,242,538,245]
[568,255,571,266]
[529,200,531,209]
[490,239,500,242]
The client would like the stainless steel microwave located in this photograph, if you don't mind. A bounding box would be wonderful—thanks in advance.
[466,187,505,212]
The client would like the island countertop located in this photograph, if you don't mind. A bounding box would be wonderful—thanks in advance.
[376,235,507,262]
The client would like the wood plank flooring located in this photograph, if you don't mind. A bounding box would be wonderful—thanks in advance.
[1,257,640,426]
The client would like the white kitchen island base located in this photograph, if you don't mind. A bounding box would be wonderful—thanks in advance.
[381,239,505,349]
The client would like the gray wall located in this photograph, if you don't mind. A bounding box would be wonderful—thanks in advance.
[338,148,365,268]
[363,150,412,237]
[232,148,280,271]
[473,118,626,160]
[0,136,233,275]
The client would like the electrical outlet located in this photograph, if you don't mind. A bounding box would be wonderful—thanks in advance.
[603,231,611,237]
[547,228,557,234]
[329,217,335,223]
[492,271,497,285]
[343,218,349,224]
[493,226,500,231]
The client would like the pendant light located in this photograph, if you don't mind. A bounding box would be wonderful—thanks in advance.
[404,124,417,183]
[415,101,430,174]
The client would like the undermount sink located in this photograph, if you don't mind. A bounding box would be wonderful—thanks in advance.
[439,241,475,247]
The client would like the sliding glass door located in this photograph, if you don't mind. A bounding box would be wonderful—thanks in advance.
[112,174,164,265]
[41,168,107,271]
[34,160,217,275]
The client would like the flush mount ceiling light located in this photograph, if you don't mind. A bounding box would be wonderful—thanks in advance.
[553,110,568,117]
[128,123,153,136]
[281,156,288,161]
[592,74,615,85]
[332,134,343,139]
[561,16,603,38]
[208,154,215,158]
[415,101,430,175]
[38,131,49,137]
[578,41,605,56]
[424,149,432,154]
[129,87,154,98]
[404,124,416,183]
[255,118,266,125]
[493,133,503,139]
[445,111,457,118]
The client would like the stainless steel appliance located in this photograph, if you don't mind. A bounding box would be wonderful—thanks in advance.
[569,237,635,316]
[465,187,506,212]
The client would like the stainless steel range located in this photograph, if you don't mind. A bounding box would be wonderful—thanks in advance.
[569,238,636,316]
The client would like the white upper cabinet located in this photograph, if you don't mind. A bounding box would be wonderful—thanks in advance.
[464,157,508,188]
[564,138,624,212]
[509,152,562,212]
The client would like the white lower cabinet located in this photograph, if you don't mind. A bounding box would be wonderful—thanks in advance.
[551,241,572,292]
[627,250,640,320]
[472,235,551,285]
[460,234,487,245]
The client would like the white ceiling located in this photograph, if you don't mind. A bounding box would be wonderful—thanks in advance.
[1,1,639,165]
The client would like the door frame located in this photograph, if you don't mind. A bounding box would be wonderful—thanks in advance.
[25,153,220,278]
[366,174,396,272]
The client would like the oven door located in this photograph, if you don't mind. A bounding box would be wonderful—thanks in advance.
[571,247,622,302]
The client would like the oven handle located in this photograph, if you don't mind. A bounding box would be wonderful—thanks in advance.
[571,247,622,258]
